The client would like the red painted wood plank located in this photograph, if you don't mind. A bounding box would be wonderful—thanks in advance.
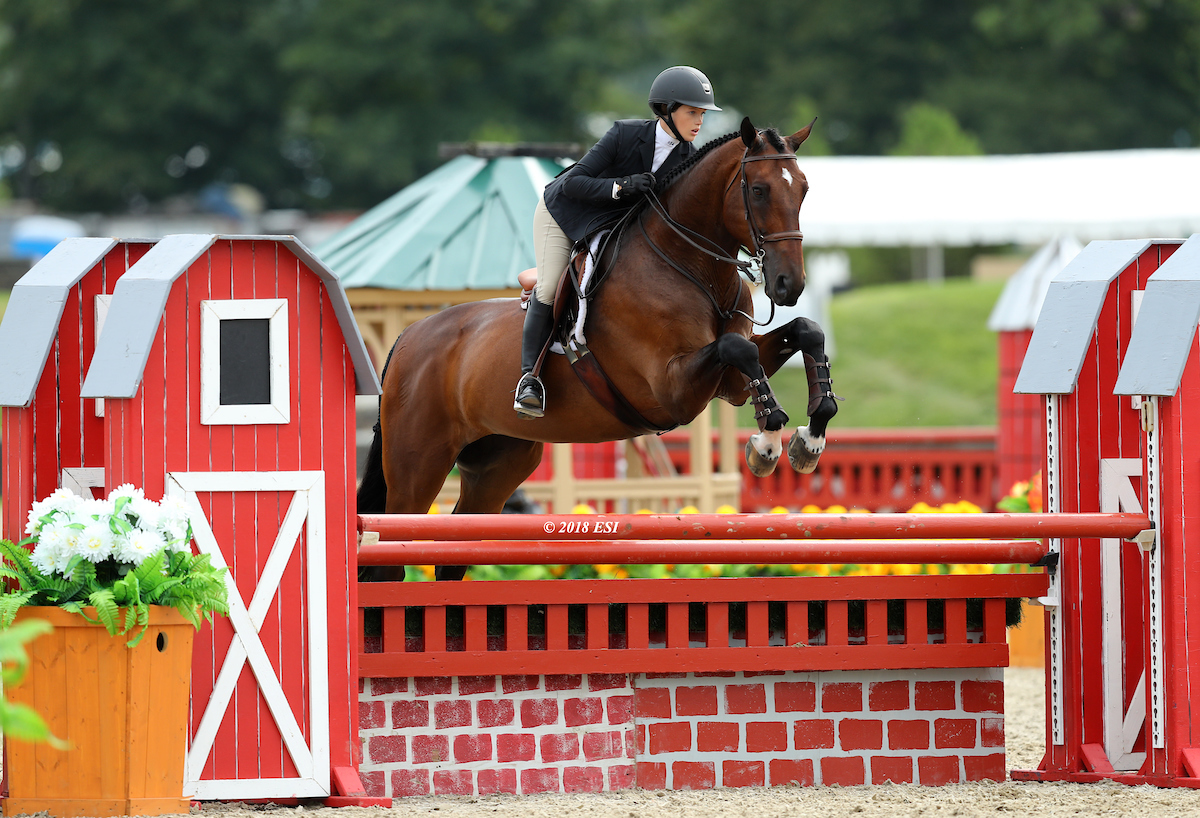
[507,605,528,651]
[587,604,607,650]
[786,601,807,647]
[906,600,928,645]
[866,600,888,646]
[984,598,1006,644]
[356,574,1049,607]
[32,334,60,501]
[667,602,689,649]
[56,282,83,476]
[547,604,569,652]
[945,599,968,645]
[465,606,487,653]
[425,608,446,653]
[627,604,649,649]
[707,603,728,649]
[826,600,848,647]
[746,601,769,648]
[382,608,405,656]
[358,643,1013,677]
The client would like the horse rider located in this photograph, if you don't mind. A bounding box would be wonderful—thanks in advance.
[513,65,721,418]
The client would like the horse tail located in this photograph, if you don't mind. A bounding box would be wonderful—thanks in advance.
[356,338,400,514]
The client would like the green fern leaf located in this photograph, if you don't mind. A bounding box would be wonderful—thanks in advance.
[88,589,120,636]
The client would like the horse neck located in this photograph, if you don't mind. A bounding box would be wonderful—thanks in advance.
[655,143,742,253]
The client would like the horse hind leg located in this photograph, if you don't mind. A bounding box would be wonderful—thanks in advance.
[435,435,545,581]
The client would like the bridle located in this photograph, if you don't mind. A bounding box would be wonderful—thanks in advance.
[636,140,805,325]
[737,151,805,267]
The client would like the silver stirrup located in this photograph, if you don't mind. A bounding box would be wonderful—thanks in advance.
[513,373,546,419]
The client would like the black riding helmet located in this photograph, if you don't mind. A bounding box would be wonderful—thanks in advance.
[648,66,721,142]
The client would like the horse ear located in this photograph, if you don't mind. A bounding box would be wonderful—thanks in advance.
[787,117,817,152]
[740,117,759,149]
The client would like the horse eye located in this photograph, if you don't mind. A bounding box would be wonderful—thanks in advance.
[752,186,765,198]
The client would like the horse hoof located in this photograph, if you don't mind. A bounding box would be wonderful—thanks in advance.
[788,427,825,474]
[745,439,780,478]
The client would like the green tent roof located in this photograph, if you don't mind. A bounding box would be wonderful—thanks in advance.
[316,155,565,290]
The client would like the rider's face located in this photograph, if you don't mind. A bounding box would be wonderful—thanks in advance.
[671,106,706,142]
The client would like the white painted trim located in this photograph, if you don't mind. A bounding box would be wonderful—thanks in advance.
[94,294,112,418]
[199,299,290,425]
[61,467,105,495]
[1043,394,1065,747]
[169,471,330,799]
[1100,457,1145,770]
[1143,397,1164,749]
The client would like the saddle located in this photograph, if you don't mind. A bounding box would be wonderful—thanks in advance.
[519,240,677,434]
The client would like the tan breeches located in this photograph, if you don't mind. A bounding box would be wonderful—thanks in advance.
[532,195,573,306]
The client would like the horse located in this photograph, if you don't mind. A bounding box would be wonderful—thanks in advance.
[358,117,839,580]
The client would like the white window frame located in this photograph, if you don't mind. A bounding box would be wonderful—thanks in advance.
[200,299,289,425]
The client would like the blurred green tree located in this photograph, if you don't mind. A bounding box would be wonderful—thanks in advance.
[0,0,293,211]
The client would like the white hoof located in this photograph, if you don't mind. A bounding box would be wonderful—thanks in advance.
[745,431,783,477]
[788,427,825,474]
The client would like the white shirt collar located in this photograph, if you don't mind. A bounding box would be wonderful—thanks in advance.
[652,121,681,173]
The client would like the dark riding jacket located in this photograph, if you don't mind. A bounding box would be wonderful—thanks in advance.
[544,119,695,242]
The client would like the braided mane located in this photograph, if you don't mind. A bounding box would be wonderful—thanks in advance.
[653,127,789,193]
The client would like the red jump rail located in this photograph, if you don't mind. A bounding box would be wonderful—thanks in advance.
[357,512,1151,545]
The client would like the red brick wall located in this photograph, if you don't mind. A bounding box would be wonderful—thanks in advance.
[358,668,1005,796]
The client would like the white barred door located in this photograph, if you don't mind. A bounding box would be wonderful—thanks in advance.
[167,471,330,799]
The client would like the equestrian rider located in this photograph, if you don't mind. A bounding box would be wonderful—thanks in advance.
[513,66,721,418]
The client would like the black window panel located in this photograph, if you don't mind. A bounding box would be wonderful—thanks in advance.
[219,318,271,405]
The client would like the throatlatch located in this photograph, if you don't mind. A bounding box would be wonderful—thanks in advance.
[746,373,789,432]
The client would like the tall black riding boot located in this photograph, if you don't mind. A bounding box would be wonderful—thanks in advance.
[513,298,556,418]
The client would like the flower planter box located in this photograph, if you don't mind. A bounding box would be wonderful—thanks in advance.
[3,606,194,818]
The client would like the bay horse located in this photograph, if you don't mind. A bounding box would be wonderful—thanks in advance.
[358,117,839,579]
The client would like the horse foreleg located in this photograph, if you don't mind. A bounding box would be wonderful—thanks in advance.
[752,317,840,475]
[713,333,790,478]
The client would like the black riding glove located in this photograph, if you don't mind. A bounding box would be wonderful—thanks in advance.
[616,172,655,199]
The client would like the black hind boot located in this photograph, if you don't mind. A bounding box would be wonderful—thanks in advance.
[514,298,555,418]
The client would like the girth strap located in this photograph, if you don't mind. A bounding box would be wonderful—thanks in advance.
[566,337,677,434]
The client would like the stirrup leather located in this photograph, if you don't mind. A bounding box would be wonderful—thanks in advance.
[514,372,546,418]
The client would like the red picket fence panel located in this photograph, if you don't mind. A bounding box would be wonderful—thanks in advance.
[358,574,1047,678]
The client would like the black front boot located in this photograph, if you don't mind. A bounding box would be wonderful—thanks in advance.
[514,298,556,418]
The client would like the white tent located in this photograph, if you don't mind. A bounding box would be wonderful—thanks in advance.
[796,148,1200,247]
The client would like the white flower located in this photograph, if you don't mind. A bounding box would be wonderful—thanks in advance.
[26,488,82,535]
[157,496,193,550]
[34,523,80,576]
[128,496,161,530]
[117,528,166,565]
[108,484,145,504]
[77,521,115,563]
[30,537,60,575]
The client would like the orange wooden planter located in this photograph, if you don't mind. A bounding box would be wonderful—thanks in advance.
[3,606,194,818]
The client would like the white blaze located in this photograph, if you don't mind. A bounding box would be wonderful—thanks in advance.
[781,167,793,186]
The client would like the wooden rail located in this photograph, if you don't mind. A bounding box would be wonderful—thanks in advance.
[358,574,1049,677]
[358,511,1151,545]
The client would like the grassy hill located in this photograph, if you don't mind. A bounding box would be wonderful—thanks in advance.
[738,278,1006,428]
